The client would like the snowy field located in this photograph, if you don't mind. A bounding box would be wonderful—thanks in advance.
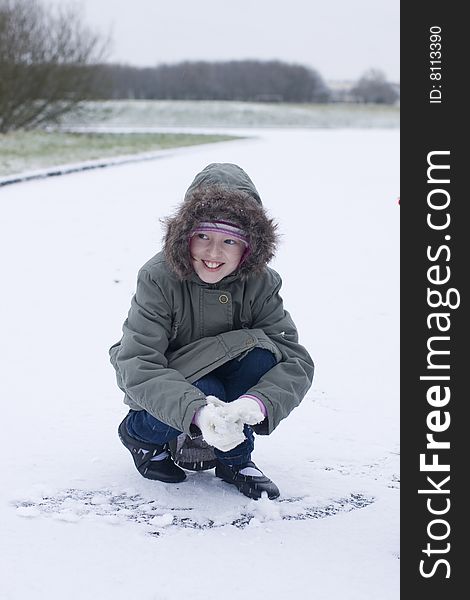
[60,100,400,130]
[0,128,399,599]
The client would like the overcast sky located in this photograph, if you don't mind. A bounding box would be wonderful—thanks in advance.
[72,0,399,82]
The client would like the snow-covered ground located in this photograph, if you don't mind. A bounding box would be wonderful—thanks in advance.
[0,128,399,599]
[59,100,400,129]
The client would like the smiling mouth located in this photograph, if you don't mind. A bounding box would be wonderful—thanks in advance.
[202,260,224,271]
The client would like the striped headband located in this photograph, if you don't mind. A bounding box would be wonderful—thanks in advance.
[190,221,249,246]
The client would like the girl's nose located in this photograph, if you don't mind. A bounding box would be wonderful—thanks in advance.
[207,239,223,256]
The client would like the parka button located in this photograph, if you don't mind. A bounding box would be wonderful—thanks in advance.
[219,294,229,304]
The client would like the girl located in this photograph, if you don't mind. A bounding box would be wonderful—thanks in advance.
[110,163,314,500]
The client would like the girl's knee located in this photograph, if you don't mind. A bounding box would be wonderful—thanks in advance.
[246,347,277,374]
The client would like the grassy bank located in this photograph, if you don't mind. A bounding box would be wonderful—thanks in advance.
[0,101,399,178]
[0,130,238,177]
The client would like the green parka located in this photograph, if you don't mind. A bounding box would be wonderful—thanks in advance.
[109,163,314,436]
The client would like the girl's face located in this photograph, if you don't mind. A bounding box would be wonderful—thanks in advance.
[190,230,246,283]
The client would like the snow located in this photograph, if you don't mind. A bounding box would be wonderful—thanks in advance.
[0,128,399,599]
[199,395,266,452]
[58,100,400,129]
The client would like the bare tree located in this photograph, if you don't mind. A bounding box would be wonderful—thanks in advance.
[350,69,399,104]
[0,0,108,132]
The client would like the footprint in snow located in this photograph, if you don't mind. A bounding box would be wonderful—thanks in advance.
[12,488,375,536]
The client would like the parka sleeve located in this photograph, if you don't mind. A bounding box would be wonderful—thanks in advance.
[110,268,206,434]
[247,270,314,434]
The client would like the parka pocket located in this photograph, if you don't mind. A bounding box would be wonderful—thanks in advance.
[166,329,258,383]
[246,328,283,363]
[165,328,282,384]
[166,336,230,382]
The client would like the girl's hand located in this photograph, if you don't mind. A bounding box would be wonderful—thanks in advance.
[194,398,246,451]
[223,396,265,425]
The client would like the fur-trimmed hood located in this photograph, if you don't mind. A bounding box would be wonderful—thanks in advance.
[163,163,278,279]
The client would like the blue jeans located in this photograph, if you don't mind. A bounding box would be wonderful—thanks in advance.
[126,348,276,467]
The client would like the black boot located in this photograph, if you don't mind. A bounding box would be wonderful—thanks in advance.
[118,416,186,483]
[215,460,280,500]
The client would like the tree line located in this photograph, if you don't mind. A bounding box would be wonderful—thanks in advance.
[0,0,399,133]
[93,60,331,103]
[96,63,398,105]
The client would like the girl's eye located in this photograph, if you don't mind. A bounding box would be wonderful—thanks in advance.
[224,238,237,245]
[198,233,209,240]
